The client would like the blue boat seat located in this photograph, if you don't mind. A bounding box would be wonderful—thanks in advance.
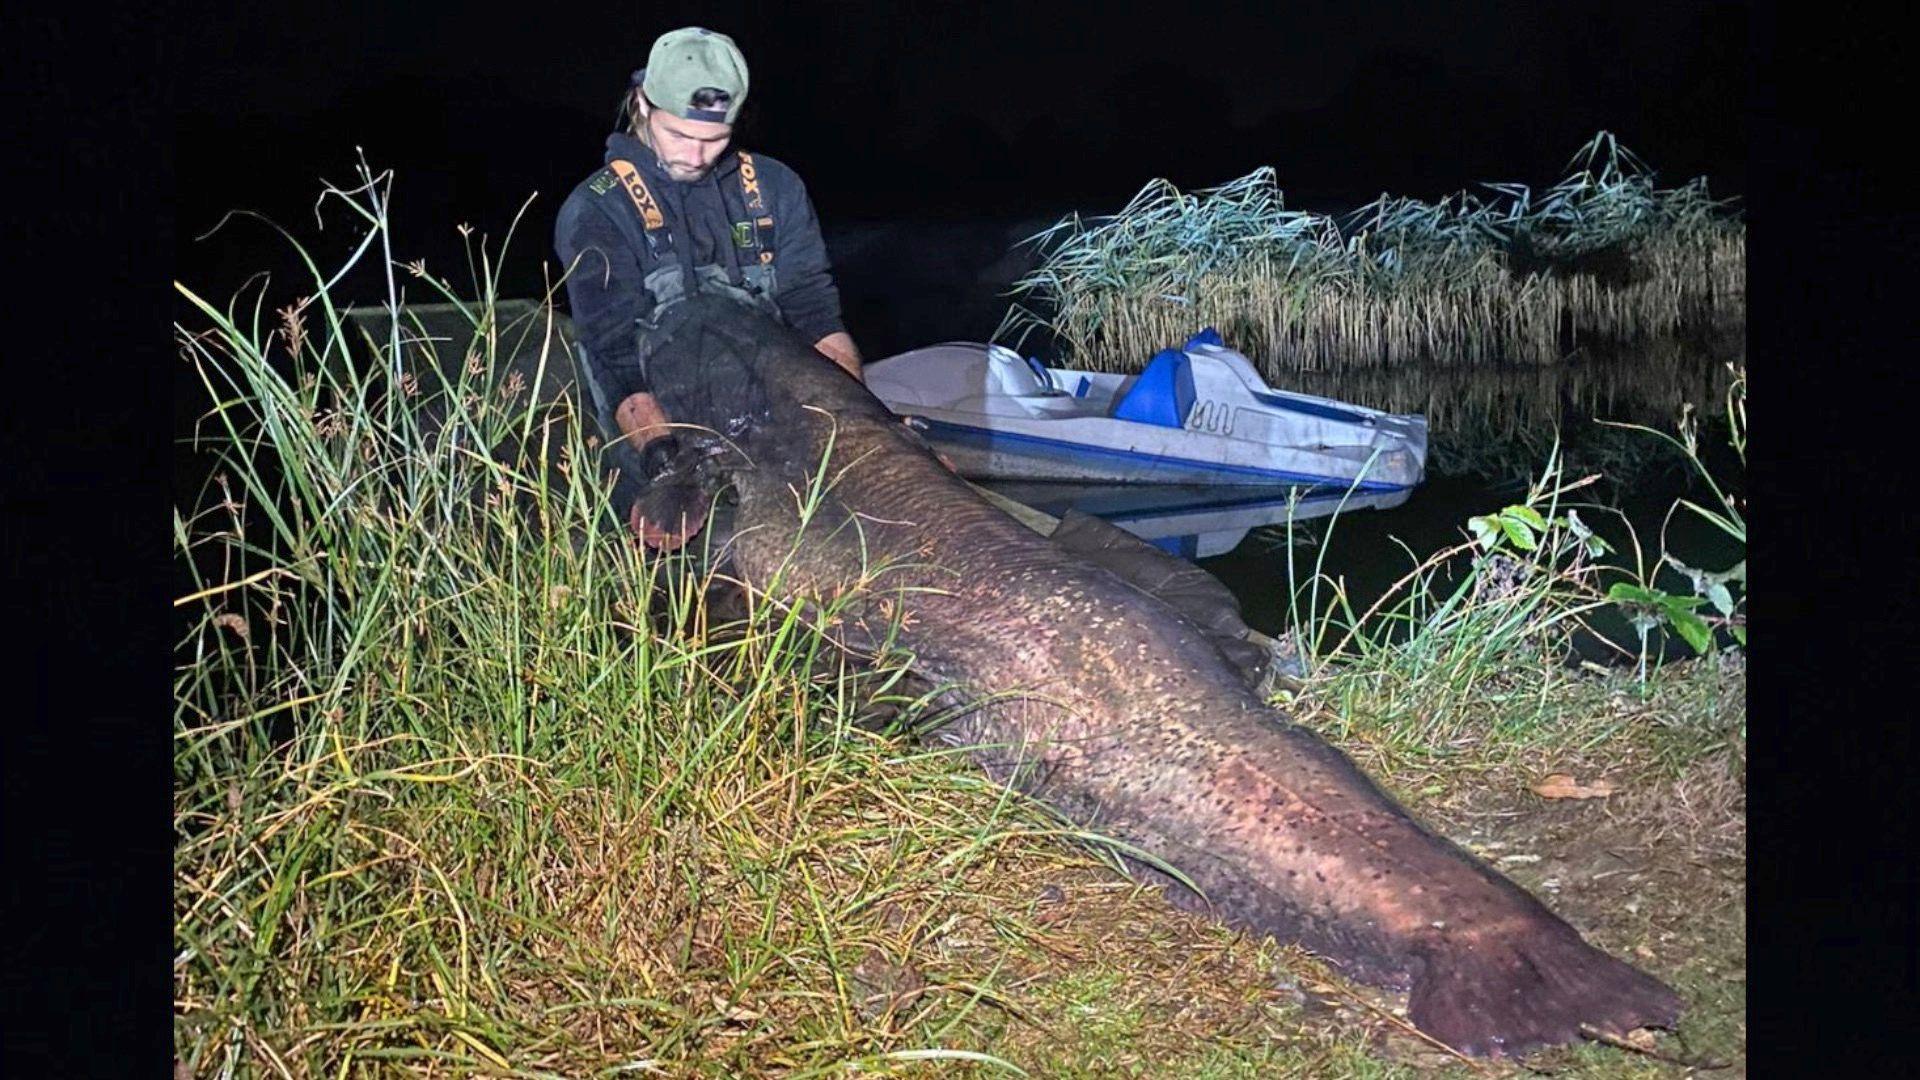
[1110,347,1196,429]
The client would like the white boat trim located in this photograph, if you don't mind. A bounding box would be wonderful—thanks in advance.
[914,416,1415,491]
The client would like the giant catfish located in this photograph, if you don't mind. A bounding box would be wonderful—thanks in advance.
[619,290,1682,1057]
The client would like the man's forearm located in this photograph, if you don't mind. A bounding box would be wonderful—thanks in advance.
[814,332,863,382]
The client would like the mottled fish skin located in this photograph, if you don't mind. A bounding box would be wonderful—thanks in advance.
[641,295,1683,1057]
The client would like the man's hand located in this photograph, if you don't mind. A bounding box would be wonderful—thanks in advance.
[814,332,864,382]
[613,391,700,548]
[615,392,673,447]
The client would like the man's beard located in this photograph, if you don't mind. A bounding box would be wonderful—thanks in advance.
[658,155,714,182]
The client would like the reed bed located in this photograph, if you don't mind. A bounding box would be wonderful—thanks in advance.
[996,132,1744,375]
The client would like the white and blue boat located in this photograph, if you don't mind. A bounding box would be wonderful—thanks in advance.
[865,329,1428,490]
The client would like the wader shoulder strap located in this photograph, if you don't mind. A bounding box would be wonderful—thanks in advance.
[598,159,677,261]
[734,151,776,266]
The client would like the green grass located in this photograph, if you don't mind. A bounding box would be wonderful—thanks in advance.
[176,160,1744,1077]
[174,161,1081,1077]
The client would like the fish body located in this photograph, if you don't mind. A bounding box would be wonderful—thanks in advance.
[635,292,1681,1056]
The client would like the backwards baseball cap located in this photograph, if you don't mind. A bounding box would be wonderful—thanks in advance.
[636,27,749,126]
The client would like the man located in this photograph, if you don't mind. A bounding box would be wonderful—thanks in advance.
[555,27,862,547]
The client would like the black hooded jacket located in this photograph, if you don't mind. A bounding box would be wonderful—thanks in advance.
[554,131,845,401]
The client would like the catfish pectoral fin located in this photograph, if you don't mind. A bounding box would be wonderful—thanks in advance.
[1407,922,1683,1058]
[630,482,713,551]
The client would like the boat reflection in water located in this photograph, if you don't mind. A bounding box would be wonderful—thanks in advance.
[981,481,1412,560]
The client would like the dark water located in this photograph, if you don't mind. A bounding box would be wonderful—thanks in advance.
[984,414,1745,660]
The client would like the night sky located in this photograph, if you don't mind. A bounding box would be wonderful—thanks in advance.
[175,2,1748,309]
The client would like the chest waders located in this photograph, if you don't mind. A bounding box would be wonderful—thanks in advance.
[576,152,782,444]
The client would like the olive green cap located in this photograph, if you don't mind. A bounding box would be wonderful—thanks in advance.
[640,27,749,125]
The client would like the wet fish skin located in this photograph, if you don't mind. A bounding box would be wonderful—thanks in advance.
[638,294,1683,1057]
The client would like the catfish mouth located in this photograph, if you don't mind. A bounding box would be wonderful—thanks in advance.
[622,432,749,552]
[630,483,714,551]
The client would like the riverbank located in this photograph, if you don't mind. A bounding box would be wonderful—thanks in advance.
[173,175,1743,1075]
[173,365,1745,1076]
[175,541,1744,1077]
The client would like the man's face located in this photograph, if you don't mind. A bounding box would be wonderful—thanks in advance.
[641,103,733,183]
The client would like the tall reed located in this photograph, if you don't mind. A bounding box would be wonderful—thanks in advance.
[996,132,1743,376]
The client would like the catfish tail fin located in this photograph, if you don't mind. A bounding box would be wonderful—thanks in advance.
[1408,921,1683,1057]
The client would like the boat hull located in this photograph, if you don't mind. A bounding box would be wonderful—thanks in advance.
[915,413,1426,489]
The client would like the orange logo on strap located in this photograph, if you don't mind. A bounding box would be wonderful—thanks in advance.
[608,160,665,231]
[737,152,764,211]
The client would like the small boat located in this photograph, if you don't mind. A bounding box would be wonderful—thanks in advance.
[865,329,1429,489]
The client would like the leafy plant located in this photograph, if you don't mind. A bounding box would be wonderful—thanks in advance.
[1598,365,1748,669]
[1468,502,1611,561]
